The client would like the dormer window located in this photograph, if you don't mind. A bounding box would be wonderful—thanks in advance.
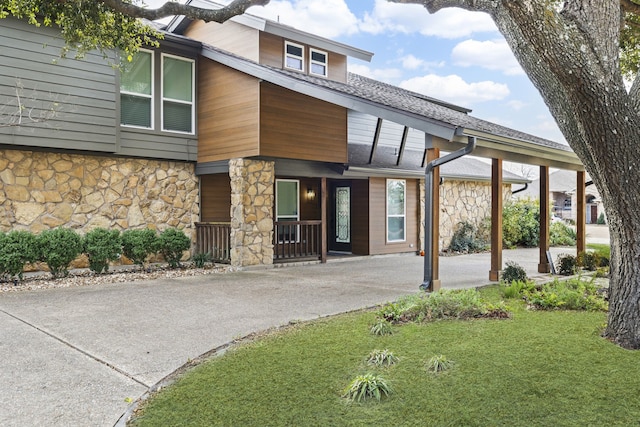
[310,48,328,77]
[285,41,304,71]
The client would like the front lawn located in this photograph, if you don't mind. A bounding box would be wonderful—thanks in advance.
[130,285,640,426]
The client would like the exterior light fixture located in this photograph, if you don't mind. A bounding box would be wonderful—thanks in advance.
[307,187,316,201]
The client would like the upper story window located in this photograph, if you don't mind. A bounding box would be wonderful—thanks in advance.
[120,50,195,134]
[310,48,328,77]
[285,41,304,71]
[162,54,195,133]
[120,50,153,129]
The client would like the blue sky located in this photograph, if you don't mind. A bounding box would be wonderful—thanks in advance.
[144,0,565,146]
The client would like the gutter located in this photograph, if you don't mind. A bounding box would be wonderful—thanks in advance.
[421,133,476,291]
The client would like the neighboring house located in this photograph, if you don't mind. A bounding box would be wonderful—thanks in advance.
[0,2,579,272]
[516,169,603,223]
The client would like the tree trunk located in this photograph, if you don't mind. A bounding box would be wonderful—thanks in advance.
[390,0,640,348]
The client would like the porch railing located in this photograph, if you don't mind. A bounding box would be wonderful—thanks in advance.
[195,222,231,263]
[274,220,322,262]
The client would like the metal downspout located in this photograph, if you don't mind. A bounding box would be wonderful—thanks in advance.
[421,134,477,291]
[512,183,529,194]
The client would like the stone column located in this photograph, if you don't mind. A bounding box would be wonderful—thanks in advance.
[229,158,275,268]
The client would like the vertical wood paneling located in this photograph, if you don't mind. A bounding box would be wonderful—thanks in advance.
[299,177,322,220]
[260,83,347,163]
[351,179,370,255]
[200,173,231,222]
[368,177,419,255]
[197,61,260,162]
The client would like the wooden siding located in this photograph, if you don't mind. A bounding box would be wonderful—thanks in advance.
[200,173,231,222]
[0,17,117,152]
[259,33,347,83]
[185,20,259,62]
[197,61,261,163]
[260,83,347,163]
[350,179,370,255]
[368,177,420,255]
[299,177,322,220]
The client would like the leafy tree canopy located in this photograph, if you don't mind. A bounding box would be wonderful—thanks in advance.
[0,0,268,61]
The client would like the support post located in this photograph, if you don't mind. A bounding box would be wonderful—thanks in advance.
[577,171,586,255]
[426,148,441,291]
[321,177,327,263]
[538,165,551,273]
[489,158,503,281]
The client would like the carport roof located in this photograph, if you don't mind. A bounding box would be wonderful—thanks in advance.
[200,44,583,171]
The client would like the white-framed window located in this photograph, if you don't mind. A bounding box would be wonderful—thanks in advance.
[284,41,304,71]
[162,53,195,134]
[386,179,406,242]
[120,49,154,129]
[309,48,328,77]
[276,179,300,242]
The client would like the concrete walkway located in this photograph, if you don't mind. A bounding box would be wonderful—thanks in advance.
[0,245,593,426]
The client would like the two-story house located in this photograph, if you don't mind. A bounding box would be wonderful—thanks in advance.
[0,2,583,274]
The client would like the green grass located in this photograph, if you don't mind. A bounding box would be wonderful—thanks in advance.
[130,287,640,427]
[587,243,611,260]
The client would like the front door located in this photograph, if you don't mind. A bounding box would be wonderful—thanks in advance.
[329,182,352,252]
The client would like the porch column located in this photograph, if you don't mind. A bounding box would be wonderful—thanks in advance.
[577,170,586,255]
[321,177,327,263]
[426,148,441,290]
[538,165,550,273]
[229,158,275,268]
[489,158,503,281]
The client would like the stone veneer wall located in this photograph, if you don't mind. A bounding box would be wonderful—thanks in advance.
[0,149,199,239]
[229,158,275,267]
[439,180,512,249]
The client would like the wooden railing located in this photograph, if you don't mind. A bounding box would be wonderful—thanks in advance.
[195,222,231,263]
[274,220,323,262]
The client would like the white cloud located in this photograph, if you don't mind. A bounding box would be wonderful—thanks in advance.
[348,64,403,82]
[400,54,445,71]
[251,0,359,38]
[360,0,497,39]
[507,100,527,111]
[452,39,524,76]
[399,74,510,106]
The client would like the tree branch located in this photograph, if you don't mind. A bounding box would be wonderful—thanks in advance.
[97,0,271,22]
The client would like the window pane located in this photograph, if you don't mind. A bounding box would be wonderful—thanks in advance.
[120,95,151,127]
[286,44,303,57]
[163,57,193,102]
[121,52,152,95]
[286,56,303,70]
[387,217,405,241]
[311,63,326,76]
[277,181,298,217]
[387,180,405,215]
[311,51,326,62]
[163,101,192,132]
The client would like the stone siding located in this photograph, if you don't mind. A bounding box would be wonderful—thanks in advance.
[0,149,199,239]
[439,180,511,249]
[229,158,275,267]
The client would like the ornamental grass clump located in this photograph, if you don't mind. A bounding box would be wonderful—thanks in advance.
[366,349,399,367]
[370,318,394,336]
[343,373,392,402]
[425,355,454,374]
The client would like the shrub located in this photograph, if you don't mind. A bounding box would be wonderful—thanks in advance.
[556,254,577,276]
[367,349,399,367]
[0,230,38,280]
[83,228,122,274]
[597,212,606,224]
[425,355,454,374]
[157,228,191,268]
[448,221,487,253]
[525,278,607,311]
[370,319,394,336]
[191,252,212,268]
[121,229,158,268]
[37,228,83,278]
[501,261,528,284]
[550,222,577,246]
[343,373,391,402]
[502,280,537,299]
[502,199,540,248]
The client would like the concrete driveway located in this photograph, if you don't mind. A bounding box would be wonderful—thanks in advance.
[0,242,604,426]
